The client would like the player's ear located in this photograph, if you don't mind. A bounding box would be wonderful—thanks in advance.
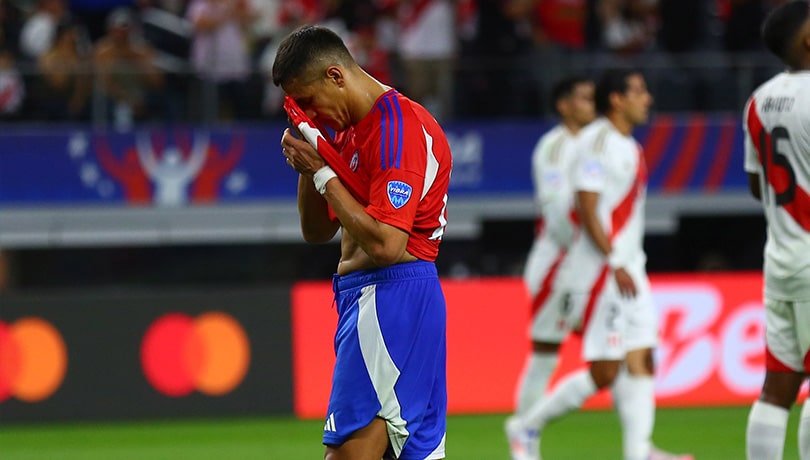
[609,92,623,111]
[325,66,345,88]
[555,98,567,117]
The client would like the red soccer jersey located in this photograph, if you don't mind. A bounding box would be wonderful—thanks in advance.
[333,89,452,262]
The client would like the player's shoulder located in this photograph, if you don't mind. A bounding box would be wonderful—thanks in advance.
[751,71,810,100]
[390,90,446,134]
[746,71,810,119]
[367,90,429,137]
[577,118,613,152]
[535,124,568,150]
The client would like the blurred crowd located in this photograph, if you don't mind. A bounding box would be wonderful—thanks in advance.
[0,0,790,126]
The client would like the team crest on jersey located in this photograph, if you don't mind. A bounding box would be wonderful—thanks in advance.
[387,181,412,209]
[350,150,359,171]
[584,160,604,179]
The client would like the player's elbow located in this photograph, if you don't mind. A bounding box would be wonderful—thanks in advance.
[301,232,330,244]
[747,173,762,201]
[301,228,336,244]
[300,223,338,244]
[364,225,410,266]
[365,242,406,267]
[300,217,339,243]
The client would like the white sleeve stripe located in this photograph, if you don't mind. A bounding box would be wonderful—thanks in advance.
[421,126,438,201]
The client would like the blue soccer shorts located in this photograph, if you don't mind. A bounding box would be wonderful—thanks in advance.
[323,260,447,460]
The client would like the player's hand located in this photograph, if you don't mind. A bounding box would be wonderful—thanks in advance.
[286,115,305,140]
[281,128,325,178]
[613,267,637,298]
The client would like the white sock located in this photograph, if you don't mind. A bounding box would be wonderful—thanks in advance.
[523,369,597,432]
[611,369,654,460]
[799,398,810,460]
[515,352,559,416]
[746,400,789,460]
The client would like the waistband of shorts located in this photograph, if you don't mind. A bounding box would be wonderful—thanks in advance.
[332,260,438,293]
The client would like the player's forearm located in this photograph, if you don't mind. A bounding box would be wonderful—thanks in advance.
[297,176,339,243]
[576,191,612,259]
[580,213,612,257]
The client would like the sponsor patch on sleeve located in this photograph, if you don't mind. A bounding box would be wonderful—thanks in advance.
[387,181,412,209]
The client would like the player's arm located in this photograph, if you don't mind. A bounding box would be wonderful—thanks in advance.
[540,171,575,247]
[281,128,408,263]
[748,173,762,201]
[281,128,339,242]
[297,175,340,243]
[322,180,410,266]
[743,98,762,202]
[576,190,610,255]
[576,190,636,297]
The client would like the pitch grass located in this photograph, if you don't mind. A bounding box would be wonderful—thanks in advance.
[0,406,802,459]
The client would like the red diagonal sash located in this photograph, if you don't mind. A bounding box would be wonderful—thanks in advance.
[283,96,369,205]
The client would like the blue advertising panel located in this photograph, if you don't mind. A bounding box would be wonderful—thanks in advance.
[0,115,747,207]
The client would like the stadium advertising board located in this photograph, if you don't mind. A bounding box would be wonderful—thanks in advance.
[0,288,292,423]
[0,116,745,207]
[291,272,800,419]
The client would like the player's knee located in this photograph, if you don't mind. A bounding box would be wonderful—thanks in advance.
[589,361,621,389]
[760,371,806,409]
[625,348,655,376]
[532,341,561,353]
[324,446,338,460]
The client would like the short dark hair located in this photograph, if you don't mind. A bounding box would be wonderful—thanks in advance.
[550,76,591,115]
[272,25,355,87]
[595,68,639,114]
[761,0,810,67]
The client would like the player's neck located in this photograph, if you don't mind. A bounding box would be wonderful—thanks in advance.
[562,119,582,136]
[606,113,633,136]
[348,70,389,126]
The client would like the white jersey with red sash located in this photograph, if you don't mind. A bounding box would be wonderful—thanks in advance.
[744,71,810,373]
[557,117,655,360]
[559,117,647,294]
[523,124,581,341]
[744,71,810,301]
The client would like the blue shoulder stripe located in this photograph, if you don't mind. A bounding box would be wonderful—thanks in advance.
[377,104,387,170]
[392,95,403,169]
[377,92,405,171]
[382,94,396,170]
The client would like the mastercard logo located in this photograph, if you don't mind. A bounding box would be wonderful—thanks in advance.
[0,318,67,403]
[140,312,250,397]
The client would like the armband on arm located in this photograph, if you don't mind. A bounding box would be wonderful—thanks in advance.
[313,165,338,195]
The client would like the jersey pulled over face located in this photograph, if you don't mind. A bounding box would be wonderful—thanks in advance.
[332,90,452,262]
[744,71,810,300]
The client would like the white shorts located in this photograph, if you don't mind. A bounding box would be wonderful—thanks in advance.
[764,298,810,373]
[529,288,573,343]
[569,268,658,362]
[524,238,569,343]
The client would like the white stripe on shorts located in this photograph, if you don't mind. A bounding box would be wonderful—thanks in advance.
[357,284,410,456]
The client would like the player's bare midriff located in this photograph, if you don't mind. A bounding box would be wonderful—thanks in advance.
[337,232,418,275]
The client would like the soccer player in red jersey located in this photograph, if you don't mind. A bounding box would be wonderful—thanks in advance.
[274,25,452,460]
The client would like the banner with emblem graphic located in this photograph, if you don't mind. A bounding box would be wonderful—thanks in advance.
[0,116,749,207]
